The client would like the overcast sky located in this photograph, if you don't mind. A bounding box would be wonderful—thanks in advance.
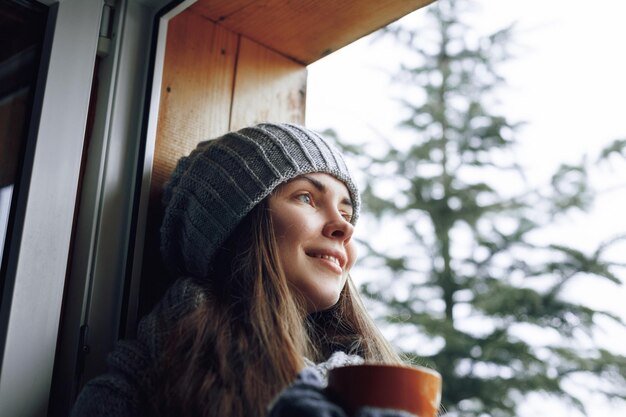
[306,1,626,416]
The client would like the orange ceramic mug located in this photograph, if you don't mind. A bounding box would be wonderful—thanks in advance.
[327,364,442,417]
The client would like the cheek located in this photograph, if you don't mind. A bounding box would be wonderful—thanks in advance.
[271,212,297,241]
[273,212,318,244]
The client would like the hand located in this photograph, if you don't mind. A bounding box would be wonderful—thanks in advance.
[268,367,418,417]
[354,407,417,417]
[268,368,348,417]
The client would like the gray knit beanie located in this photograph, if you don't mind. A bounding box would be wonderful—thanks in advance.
[160,123,360,278]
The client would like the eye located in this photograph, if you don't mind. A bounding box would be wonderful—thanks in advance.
[341,212,353,222]
[295,193,313,206]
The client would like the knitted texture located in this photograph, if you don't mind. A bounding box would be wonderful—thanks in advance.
[160,123,360,278]
[72,278,206,417]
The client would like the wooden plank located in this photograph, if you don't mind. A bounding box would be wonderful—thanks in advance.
[230,36,306,130]
[189,0,435,64]
[154,10,237,192]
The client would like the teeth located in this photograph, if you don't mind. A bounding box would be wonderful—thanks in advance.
[319,254,339,265]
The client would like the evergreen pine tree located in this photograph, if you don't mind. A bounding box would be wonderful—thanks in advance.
[330,0,626,415]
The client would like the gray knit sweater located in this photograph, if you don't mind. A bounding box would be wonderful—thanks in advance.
[71,278,414,417]
[72,278,205,416]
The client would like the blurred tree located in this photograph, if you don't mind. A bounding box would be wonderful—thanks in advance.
[327,0,626,416]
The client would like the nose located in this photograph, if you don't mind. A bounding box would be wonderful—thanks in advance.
[322,214,354,244]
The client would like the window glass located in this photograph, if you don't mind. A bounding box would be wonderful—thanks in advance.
[0,0,47,270]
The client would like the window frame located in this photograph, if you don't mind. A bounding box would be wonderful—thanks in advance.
[0,0,104,414]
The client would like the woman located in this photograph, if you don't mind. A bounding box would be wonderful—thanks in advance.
[72,123,407,417]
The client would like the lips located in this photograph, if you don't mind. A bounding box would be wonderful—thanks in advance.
[305,249,347,270]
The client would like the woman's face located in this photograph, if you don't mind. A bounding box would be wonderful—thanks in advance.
[269,173,357,313]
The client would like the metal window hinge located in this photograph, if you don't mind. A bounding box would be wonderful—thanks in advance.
[97,0,117,57]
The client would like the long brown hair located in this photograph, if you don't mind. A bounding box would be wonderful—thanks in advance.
[150,198,401,417]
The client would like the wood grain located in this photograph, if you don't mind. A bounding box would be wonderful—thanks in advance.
[189,0,435,64]
[154,10,238,193]
[229,36,306,130]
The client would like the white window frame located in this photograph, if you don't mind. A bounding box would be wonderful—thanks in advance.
[0,0,103,415]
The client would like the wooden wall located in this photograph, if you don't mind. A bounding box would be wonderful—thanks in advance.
[188,0,435,64]
[153,8,306,204]
[139,8,306,314]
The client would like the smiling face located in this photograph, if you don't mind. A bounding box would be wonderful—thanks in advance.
[268,173,357,313]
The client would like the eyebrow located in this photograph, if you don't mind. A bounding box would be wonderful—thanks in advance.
[299,175,353,209]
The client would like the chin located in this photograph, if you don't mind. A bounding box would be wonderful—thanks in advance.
[307,293,341,313]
